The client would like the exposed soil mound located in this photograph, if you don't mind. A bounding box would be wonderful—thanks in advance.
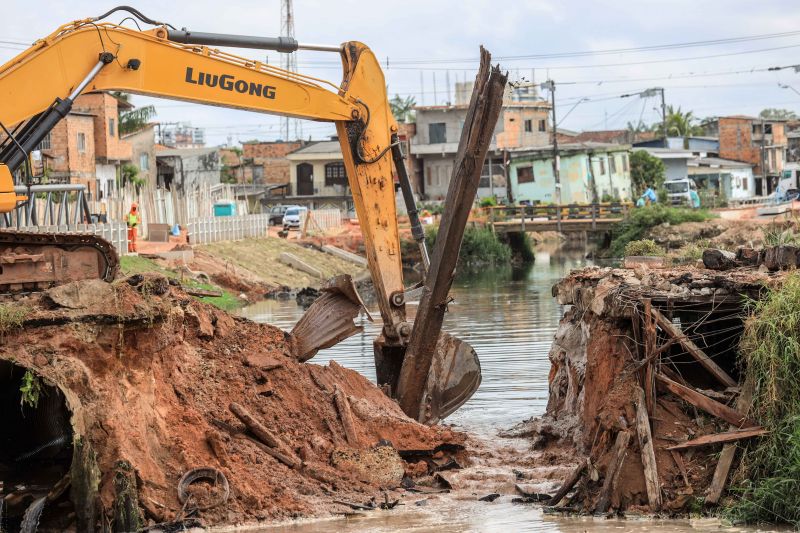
[648,219,776,250]
[0,276,462,531]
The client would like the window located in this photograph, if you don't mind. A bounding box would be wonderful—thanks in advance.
[139,153,149,171]
[622,153,629,172]
[517,165,534,184]
[524,119,532,132]
[77,132,86,153]
[108,118,115,137]
[324,162,348,186]
[609,155,617,174]
[429,122,446,144]
[538,119,546,132]
[252,166,264,182]
[598,157,606,175]
[37,132,51,151]
[742,177,748,191]
[765,124,773,135]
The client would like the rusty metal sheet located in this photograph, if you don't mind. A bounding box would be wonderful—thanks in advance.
[290,274,371,362]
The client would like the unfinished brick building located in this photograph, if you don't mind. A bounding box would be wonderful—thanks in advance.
[241,140,304,185]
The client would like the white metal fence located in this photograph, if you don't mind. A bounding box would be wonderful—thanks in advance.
[18,222,129,256]
[299,208,343,233]
[187,214,270,245]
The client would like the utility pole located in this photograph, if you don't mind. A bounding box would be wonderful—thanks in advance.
[542,80,561,206]
[280,0,300,141]
[621,87,666,145]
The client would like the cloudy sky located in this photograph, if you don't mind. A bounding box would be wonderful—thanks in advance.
[4,0,800,145]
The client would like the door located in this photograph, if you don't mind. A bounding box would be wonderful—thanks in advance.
[297,163,314,196]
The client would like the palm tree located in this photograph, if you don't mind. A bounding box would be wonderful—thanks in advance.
[111,92,157,135]
[662,105,704,147]
[389,94,416,123]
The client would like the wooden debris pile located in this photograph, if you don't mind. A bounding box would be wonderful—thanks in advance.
[526,264,778,515]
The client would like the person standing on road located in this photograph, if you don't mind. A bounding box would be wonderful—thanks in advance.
[126,202,141,253]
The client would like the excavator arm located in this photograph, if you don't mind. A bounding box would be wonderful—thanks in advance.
[0,8,480,422]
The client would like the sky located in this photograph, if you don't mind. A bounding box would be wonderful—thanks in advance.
[4,0,800,146]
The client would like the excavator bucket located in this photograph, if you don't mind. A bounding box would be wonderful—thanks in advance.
[374,331,481,425]
[420,331,481,425]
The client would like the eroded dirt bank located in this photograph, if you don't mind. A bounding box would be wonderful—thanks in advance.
[510,263,780,515]
[0,275,461,531]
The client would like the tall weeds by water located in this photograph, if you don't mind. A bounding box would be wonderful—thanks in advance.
[608,205,713,257]
[727,273,800,526]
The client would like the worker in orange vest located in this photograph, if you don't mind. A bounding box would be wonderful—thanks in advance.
[126,202,141,253]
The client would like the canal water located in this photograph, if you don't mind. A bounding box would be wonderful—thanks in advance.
[238,246,770,532]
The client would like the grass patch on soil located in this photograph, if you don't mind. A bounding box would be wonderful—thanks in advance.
[0,303,30,337]
[623,239,665,257]
[119,255,241,311]
[724,273,800,527]
[608,205,714,257]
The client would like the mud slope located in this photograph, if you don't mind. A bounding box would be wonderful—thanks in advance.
[0,275,461,530]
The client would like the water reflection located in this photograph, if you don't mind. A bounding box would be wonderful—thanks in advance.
[239,246,593,433]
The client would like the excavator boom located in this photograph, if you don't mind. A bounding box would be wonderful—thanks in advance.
[0,7,483,423]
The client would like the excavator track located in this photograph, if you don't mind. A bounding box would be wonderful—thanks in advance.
[0,230,119,294]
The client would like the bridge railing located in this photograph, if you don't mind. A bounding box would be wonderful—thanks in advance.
[485,202,632,231]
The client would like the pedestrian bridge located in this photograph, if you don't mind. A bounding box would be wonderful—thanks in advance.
[485,203,632,234]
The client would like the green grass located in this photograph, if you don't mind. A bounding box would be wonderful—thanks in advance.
[0,303,30,337]
[724,273,800,527]
[623,239,665,257]
[119,255,242,311]
[608,204,715,257]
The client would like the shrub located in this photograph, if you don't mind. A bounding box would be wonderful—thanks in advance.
[608,204,714,257]
[623,239,664,257]
[425,225,512,266]
[479,197,497,208]
[725,274,800,527]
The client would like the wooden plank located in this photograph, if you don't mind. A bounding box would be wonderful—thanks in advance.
[667,427,767,451]
[549,458,587,507]
[706,376,756,504]
[643,300,657,416]
[634,387,662,511]
[333,385,359,447]
[670,450,691,489]
[655,374,753,427]
[595,431,631,513]
[651,308,736,388]
[396,48,508,421]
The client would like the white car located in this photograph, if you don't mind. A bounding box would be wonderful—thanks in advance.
[282,206,308,230]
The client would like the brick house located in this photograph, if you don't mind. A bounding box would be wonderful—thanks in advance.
[702,116,787,196]
[38,91,133,199]
[410,100,551,200]
[240,140,304,185]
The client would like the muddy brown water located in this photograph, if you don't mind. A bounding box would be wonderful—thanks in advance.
[238,246,773,533]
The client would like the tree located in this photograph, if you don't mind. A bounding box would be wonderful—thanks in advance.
[111,92,157,135]
[657,105,704,148]
[759,108,797,120]
[630,150,666,196]
[389,94,416,123]
[121,163,146,191]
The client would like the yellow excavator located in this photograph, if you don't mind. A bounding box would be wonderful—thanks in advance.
[0,7,481,423]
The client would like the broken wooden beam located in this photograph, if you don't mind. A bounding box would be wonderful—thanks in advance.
[395,47,508,422]
[654,374,753,427]
[333,385,359,447]
[670,450,691,489]
[549,458,587,507]
[643,300,657,416]
[667,427,767,451]
[229,402,282,449]
[634,387,662,511]
[651,308,736,388]
[595,431,631,513]
[235,434,299,469]
[706,376,756,505]
[185,287,223,298]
